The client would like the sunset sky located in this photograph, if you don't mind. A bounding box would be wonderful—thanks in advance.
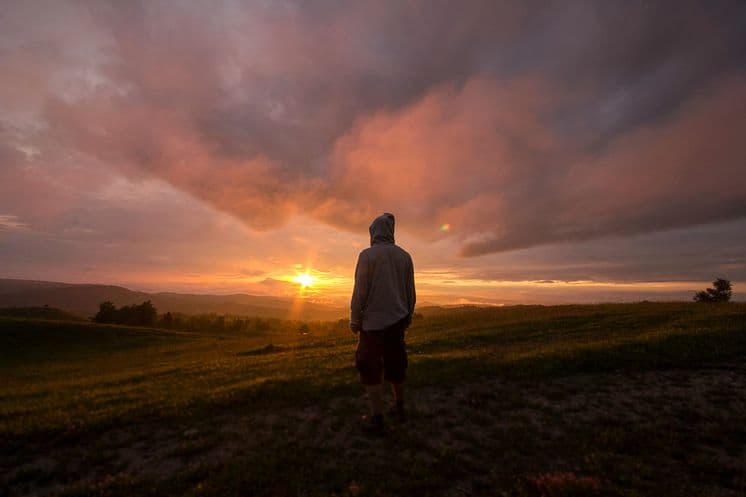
[1,0,745,305]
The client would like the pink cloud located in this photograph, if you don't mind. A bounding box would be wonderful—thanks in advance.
[3,0,745,264]
[463,76,746,254]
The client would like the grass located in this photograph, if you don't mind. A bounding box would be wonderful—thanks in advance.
[1,302,745,496]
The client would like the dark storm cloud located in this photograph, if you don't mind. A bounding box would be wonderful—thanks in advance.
[4,0,746,257]
[459,218,746,283]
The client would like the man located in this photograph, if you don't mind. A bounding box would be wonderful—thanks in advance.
[350,212,416,434]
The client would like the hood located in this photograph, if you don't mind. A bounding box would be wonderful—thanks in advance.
[369,213,395,246]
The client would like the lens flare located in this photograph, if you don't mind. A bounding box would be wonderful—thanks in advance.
[440,223,451,232]
[293,272,316,288]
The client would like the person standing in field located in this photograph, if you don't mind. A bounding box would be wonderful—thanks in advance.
[350,212,416,434]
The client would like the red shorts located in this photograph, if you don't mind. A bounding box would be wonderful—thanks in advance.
[355,317,409,385]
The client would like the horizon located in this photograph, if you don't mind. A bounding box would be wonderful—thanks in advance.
[2,1,745,306]
[2,275,744,308]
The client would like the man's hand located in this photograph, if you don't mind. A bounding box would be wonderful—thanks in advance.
[349,322,362,334]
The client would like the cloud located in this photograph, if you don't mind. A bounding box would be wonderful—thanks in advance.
[453,218,746,283]
[0,214,30,231]
[460,76,746,255]
[319,77,561,236]
[3,0,746,260]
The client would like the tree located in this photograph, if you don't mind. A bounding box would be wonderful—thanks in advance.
[161,311,174,328]
[693,278,732,303]
[94,301,117,323]
[136,300,158,326]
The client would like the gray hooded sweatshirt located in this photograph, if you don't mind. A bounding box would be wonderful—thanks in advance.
[350,213,416,332]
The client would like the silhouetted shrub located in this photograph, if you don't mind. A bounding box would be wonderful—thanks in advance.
[694,278,732,303]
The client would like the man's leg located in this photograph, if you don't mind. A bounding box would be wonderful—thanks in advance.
[356,331,385,432]
[383,322,408,419]
[390,382,404,410]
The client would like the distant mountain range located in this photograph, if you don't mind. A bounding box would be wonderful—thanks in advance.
[0,279,346,321]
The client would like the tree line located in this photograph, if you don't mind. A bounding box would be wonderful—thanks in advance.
[93,300,351,335]
[93,300,158,326]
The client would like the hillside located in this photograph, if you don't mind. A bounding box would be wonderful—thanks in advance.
[0,306,85,321]
[0,278,345,321]
[1,303,745,496]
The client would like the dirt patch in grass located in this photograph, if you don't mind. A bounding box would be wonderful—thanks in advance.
[2,364,745,496]
[235,344,286,357]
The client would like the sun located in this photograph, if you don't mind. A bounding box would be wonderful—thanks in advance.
[293,272,316,288]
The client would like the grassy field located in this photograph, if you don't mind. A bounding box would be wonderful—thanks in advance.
[1,303,745,496]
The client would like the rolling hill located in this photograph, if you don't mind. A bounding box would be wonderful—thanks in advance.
[0,278,345,321]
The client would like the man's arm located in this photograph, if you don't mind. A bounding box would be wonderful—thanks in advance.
[405,254,416,326]
[350,251,369,332]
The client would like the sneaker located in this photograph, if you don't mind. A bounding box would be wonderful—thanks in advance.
[360,414,384,435]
